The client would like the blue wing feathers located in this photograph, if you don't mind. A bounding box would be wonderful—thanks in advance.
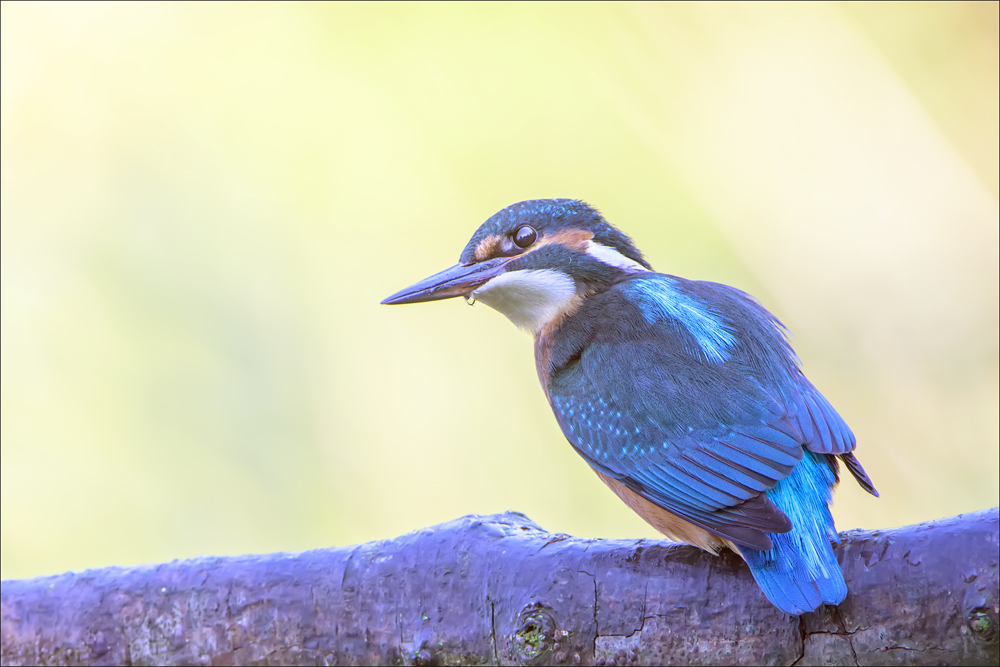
[542,272,875,611]
[677,453,756,501]
[683,448,774,492]
[713,439,795,480]
[792,395,818,443]
[726,428,803,466]
[706,436,795,478]
[640,456,747,509]
[804,394,837,453]
[797,390,856,455]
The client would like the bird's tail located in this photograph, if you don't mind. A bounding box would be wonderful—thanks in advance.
[737,450,846,615]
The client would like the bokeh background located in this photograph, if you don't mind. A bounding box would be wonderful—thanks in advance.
[2,1,997,581]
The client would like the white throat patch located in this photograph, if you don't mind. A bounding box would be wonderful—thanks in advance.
[472,269,578,335]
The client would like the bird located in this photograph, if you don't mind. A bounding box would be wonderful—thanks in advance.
[381,198,878,615]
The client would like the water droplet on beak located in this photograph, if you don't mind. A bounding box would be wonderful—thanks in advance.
[464,295,476,306]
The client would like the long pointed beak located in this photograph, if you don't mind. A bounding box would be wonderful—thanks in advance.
[381,257,511,305]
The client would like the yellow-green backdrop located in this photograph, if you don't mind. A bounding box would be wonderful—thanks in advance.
[2,2,997,580]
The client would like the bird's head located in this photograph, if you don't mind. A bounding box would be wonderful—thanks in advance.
[382,199,651,334]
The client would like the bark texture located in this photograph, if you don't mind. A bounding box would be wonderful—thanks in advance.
[2,508,997,666]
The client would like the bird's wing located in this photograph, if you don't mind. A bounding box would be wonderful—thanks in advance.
[545,274,857,549]
[549,364,799,550]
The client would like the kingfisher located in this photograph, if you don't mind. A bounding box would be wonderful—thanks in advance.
[382,199,878,615]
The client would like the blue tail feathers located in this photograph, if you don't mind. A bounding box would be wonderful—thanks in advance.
[738,450,846,615]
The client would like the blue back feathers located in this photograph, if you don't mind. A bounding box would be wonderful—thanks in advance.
[623,277,737,364]
[739,450,847,615]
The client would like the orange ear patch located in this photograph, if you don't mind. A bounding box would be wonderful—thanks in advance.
[474,234,504,261]
[540,228,594,251]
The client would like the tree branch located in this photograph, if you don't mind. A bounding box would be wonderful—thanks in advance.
[2,508,997,666]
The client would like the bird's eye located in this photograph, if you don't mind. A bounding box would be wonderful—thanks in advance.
[514,225,537,248]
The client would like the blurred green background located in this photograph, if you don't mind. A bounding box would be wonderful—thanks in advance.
[2,2,997,580]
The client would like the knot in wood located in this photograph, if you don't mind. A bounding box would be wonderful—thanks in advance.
[968,607,997,646]
[508,602,561,665]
